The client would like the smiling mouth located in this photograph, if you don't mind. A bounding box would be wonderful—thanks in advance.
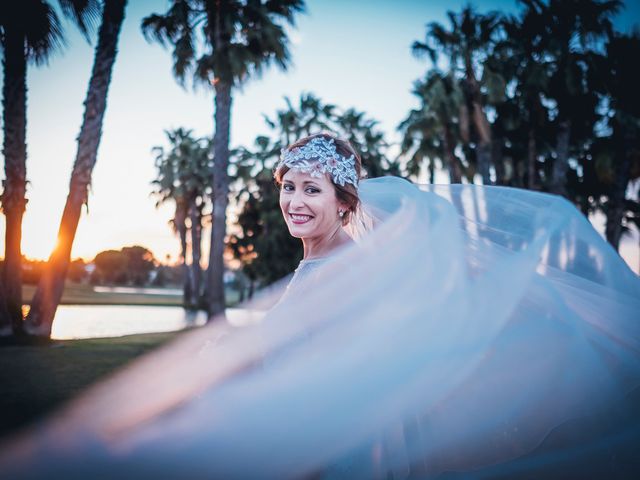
[289,213,313,224]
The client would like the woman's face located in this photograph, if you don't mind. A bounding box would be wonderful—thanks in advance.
[279,168,345,240]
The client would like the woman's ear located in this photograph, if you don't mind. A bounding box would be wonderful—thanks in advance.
[339,202,351,226]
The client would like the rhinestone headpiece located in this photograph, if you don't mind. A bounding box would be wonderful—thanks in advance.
[278,137,359,188]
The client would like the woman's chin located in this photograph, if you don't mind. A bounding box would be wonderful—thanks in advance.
[287,222,314,238]
[287,227,306,238]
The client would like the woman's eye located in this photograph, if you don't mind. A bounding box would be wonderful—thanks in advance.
[306,187,319,194]
[283,184,294,192]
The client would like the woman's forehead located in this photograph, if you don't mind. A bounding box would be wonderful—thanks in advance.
[282,168,332,185]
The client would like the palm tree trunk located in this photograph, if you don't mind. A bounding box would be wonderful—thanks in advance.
[24,0,127,337]
[458,103,470,144]
[189,201,202,309]
[175,201,192,308]
[442,127,462,183]
[605,128,633,251]
[464,59,492,186]
[207,79,232,319]
[1,28,28,334]
[428,159,436,185]
[204,3,233,320]
[527,126,537,190]
[550,120,571,197]
[476,143,492,185]
[471,103,492,185]
[492,133,505,185]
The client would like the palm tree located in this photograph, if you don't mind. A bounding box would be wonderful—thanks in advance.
[399,71,465,184]
[188,144,210,309]
[0,0,99,334]
[398,117,441,183]
[151,134,193,307]
[336,108,400,178]
[265,93,398,177]
[538,0,622,197]
[262,93,336,149]
[600,31,640,250]
[495,4,554,189]
[142,0,305,318]
[23,0,128,337]
[413,6,503,185]
[152,128,211,308]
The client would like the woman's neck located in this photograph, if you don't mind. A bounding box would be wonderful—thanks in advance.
[302,226,353,260]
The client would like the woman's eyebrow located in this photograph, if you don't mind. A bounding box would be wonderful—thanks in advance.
[283,179,319,186]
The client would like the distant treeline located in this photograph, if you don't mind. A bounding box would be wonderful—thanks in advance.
[7,246,183,287]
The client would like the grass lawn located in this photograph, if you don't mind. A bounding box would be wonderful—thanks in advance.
[0,331,184,440]
[22,283,183,306]
[1,283,240,440]
[21,283,241,307]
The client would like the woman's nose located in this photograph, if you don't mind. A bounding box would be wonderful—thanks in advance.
[289,190,306,209]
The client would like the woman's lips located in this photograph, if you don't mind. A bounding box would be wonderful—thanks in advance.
[290,213,313,224]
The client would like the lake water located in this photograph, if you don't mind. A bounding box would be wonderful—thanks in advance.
[50,305,259,340]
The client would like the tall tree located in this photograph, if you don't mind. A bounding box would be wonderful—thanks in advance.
[262,93,399,178]
[399,71,465,183]
[539,0,622,197]
[24,0,128,337]
[152,133,192,307]
[494,4,554,188]
[152,128,210,308]
[413,6,503,185]
[0,0,99,334]
[599,31,640,249]
[262,93,336,146]
[336,108,400,178]
[142,0,305,319]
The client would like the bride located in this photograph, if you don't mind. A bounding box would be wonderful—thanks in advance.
[274,134,360,301]
[1,133,639,479]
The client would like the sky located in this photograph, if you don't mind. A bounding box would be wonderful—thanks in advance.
[1,0,639,272]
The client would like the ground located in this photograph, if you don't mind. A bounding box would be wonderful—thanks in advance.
[0,331,183,440]
[1,282,242,440]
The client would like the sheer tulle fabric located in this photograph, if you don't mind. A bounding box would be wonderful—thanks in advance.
[1,177,639,479]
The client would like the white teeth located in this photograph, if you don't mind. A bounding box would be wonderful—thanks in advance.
[291,214,311,221]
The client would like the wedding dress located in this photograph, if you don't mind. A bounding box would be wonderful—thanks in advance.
[1,177,639,479]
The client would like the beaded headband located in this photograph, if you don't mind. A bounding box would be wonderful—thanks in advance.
[278,137,359,188]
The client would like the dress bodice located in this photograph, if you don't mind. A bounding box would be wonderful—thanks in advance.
[278,256,330,304]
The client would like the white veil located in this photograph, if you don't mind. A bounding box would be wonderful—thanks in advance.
[1,177,639,479]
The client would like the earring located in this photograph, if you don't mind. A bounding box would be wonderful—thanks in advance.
[338,210,344,218]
